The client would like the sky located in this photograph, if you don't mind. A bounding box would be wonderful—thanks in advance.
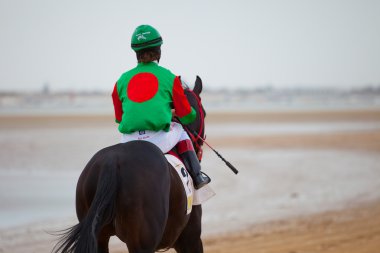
[0,0,379,91]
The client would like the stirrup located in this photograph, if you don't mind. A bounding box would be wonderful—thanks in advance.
[200,171,211,182]
[193,172,211,189]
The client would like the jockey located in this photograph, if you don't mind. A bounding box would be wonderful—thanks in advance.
[112,24,210,189]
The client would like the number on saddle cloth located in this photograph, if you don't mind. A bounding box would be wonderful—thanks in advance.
[165,154,193,214]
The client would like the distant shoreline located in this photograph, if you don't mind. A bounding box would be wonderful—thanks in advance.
[1,109,380,126]
[1,88,380,116]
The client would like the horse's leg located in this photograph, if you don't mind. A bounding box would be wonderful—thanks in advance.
[116,221,161,253]
[174,205,204,253]
[97,235,110,253]
[124,245,156,253]
[115,203,168,253]
[97,224,114,253]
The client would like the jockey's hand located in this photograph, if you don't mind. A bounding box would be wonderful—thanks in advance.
[171,109,177,119]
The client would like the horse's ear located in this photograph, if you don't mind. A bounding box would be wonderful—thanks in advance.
[193,75,203,95]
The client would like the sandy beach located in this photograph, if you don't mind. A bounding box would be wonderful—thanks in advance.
[1,110,380,252]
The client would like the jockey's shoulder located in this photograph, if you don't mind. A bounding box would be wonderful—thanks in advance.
[154,63,176,76]
[117,62,176,83]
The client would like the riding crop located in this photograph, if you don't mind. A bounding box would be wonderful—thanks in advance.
[187,127,239,175]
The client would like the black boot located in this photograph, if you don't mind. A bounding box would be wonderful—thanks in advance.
[180,150,211,189]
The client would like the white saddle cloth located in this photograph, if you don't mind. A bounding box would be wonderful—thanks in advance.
[165,154,215,215]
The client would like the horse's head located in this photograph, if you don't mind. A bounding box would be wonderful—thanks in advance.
[183,76,206,160]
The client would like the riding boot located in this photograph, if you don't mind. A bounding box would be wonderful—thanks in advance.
[179,150,211,190]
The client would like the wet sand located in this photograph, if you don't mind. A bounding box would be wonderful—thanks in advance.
[202,201,380,253]
[115,201,380,253]
[1,110,380,252]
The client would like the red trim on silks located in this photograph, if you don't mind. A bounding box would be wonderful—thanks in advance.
[112,83,123,123]
[176,139,195,154]
[167,150,180,159]
[127,73,158,103]
[172,76,193,118]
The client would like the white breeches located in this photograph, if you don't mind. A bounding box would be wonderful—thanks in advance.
[120,122,190,153]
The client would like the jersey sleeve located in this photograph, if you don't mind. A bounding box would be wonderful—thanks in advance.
[112,82,123,123]
[172,76,196,125]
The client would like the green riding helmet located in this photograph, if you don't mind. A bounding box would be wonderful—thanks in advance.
[131,25,163,52]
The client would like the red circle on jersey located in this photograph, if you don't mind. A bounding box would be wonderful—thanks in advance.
[127,73,159,103]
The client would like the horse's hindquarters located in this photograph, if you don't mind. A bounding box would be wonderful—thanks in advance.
[113,141,174,251]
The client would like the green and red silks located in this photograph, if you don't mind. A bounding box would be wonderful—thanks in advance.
[112,62,196,134]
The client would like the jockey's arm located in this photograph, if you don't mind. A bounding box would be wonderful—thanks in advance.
[112,82,123,123]
[172,76,196,125]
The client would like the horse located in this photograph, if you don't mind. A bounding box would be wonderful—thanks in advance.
[53,76,207,253]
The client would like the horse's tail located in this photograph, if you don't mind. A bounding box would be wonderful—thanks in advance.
[52,159,118,253]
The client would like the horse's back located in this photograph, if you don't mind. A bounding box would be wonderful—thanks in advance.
[81,140,171,207]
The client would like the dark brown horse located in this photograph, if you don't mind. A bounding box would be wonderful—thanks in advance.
[53,77,207,253]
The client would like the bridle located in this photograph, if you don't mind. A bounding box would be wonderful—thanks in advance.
[182,88,206,161]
